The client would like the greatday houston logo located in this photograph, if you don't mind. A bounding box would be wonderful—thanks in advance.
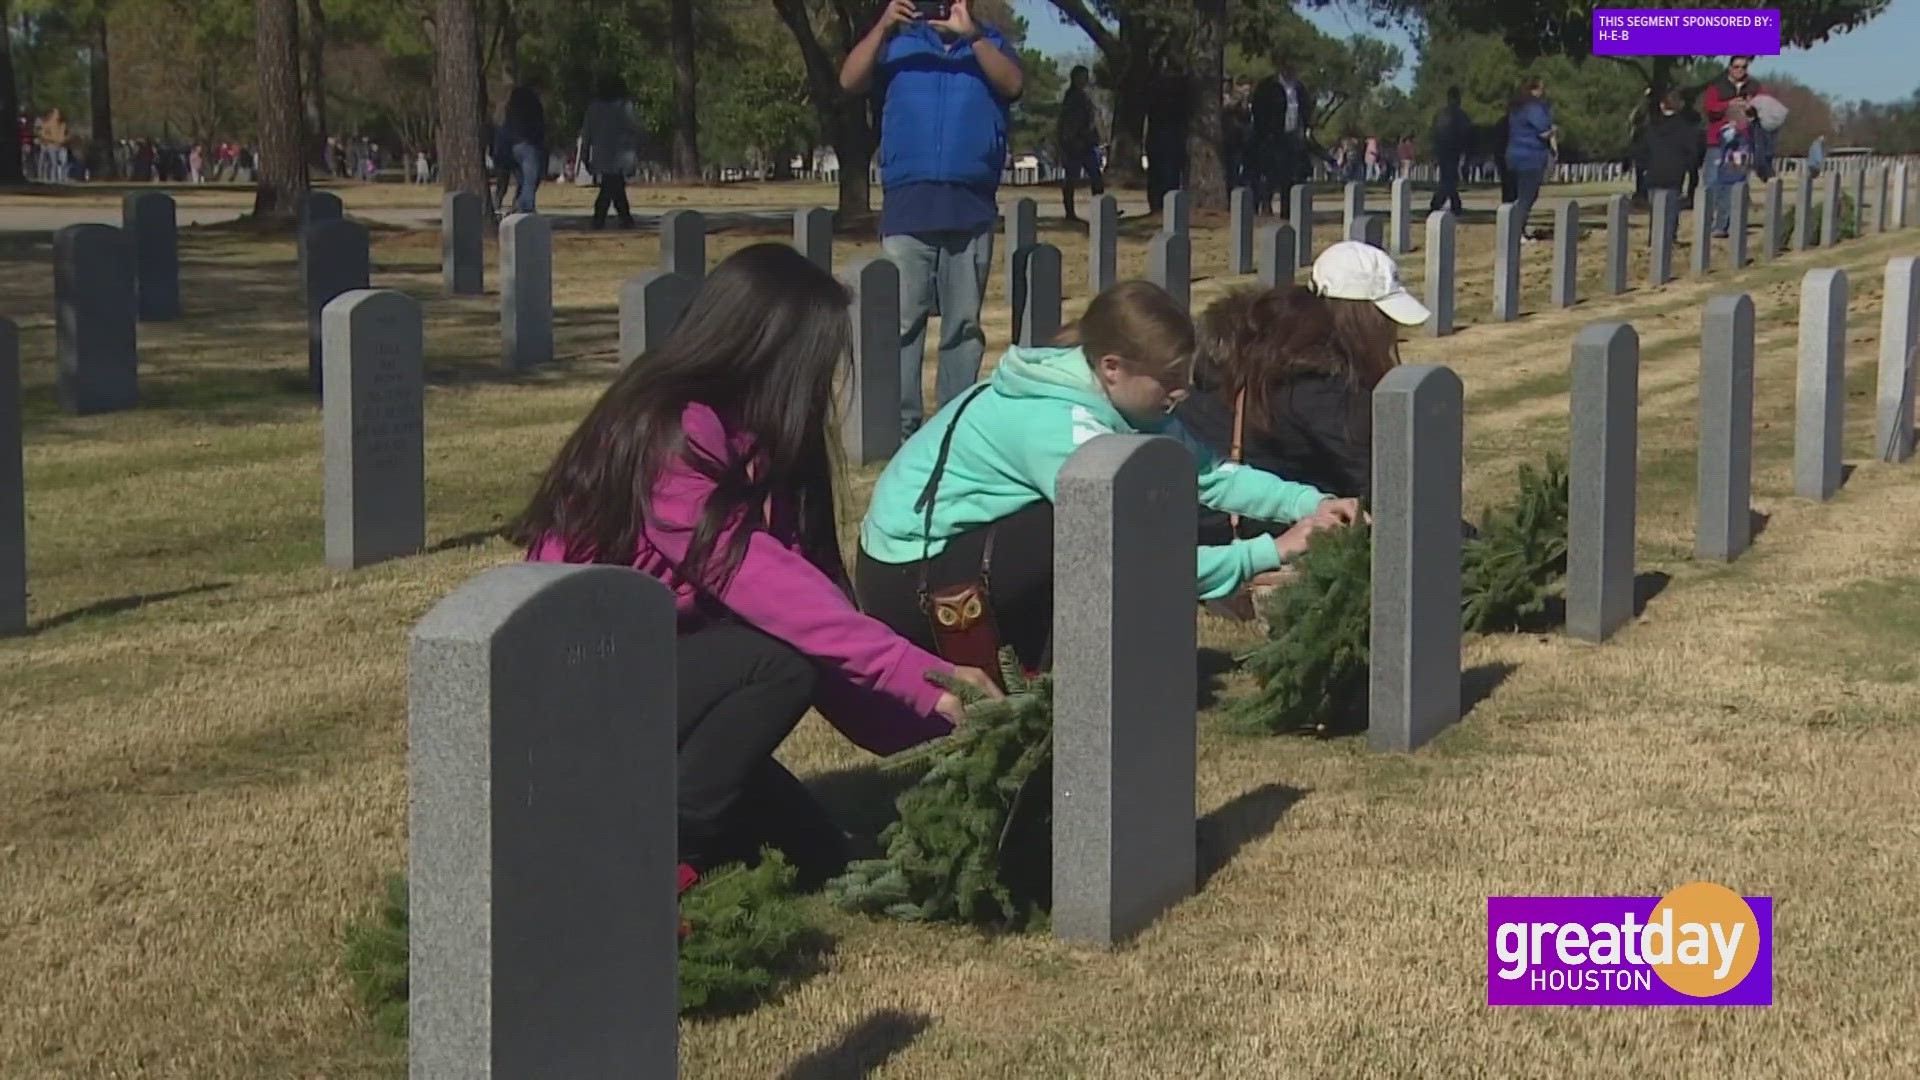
[1487,882,1773,1006]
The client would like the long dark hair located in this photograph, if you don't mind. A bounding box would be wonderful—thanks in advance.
[511,243,851,592]
[1194,285,1399,426]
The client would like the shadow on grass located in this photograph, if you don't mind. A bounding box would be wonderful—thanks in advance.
[809,760,933,859]
[33,582,232,633]
[776,1008,936,1080]
[1461,661,1519,716]
[428,527,511,554]
[1750,509,1772,545]
[1634,571,1673,616]
[1197,646,1238,711]
[1196,781,1309,888]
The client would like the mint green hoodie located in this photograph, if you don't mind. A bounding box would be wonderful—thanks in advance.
[859,344,1332,601]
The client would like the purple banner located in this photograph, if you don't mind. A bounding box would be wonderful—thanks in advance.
[1593,9,1783,56]
[1487,892,1773,1006]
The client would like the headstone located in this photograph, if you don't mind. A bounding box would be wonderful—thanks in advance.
[1229,188,1256,275]
[840,258,904,467]
[409,563,678,1078]
[794,207,834,273]
[1343,181,1365,238]
[1390,176,1412,255]
[1567,323,1639,644]
[1552,200,1579,308]
[1348,213,1385,248]
[1794,169,1815,250]
[1690,187,1713,276]
[1728,180,1749,268]
[1874,166,1891,233]
[1823,171,1842,248]
[618,270,698,368]
[54,224,141,416]
[1697,295,1756,562]
[661,209,706,283]
[1650,189,1676,286]
[442,191,485,296]
[1164,190,1190,236]
[1848,166,1866,240]
[1,319,22,635]
[297,190,345,279]
[1289,184,1312,267]
[1895,163,1910,229]
[1148,232,1190,313]
[1876,256,1920,463]
[1257,223,1296,288]
[1761,177,1782,261]
[121,192,180,322]
[1605,194,1628,295]
[500,212,553,371]
[1019,243,1063,348]
[1425,211,1455,338]
[1007,197,1039,339]
[1370,365,1463,752]
[303,218,371,394]
[1052,434,1196,946]
[1492,203,1521,322]
[1089,195,1119,295]
[323,290,425,570]
[1795,268,1848,500]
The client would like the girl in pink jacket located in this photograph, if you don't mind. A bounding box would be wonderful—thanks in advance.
[515,243,999,893]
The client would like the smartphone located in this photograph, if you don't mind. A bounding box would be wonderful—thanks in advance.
[914,0,951,20]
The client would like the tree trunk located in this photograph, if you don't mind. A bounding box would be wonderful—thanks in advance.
[436,0,488,199]
[773,0,873,217]
[252,0,309,222]
[87,14,117,179]
[668,0,701,181]
[0,0,22,184]
[302,0,328,165]
[1183,0,1228,210]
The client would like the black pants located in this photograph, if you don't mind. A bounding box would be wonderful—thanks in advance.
[854,502,1055,676]
[593,172,633,228]
[1431,156,1464,214]
[1146,137,1186,215]
[678,620,848,888]
[1060,148,1105,219]
[1251,144,1299,217]
[1498,161,1517,205]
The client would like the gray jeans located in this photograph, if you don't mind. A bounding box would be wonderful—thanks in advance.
[883,229,994,435]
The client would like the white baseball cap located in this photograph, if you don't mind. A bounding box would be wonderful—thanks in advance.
[1310,240,1431,326]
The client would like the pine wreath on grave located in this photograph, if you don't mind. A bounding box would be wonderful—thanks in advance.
[1777,193,1859,247]
[1228,455,1570,736]
[341,851,822,1035]
[827,651,1054,930]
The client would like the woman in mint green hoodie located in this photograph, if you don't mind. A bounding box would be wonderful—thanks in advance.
[856,280,1361,676]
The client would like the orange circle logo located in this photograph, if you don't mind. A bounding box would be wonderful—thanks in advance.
[1647,881,1761,997]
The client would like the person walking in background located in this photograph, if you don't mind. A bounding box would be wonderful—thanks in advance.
[1249,60,1311,217]
[37,109,68,183]
[1222,77,1254,190]
[1144,72,1189,215]
[502,78,548,214]
[1504,77,1557,242]
[1397,133,1416,179]
[1638,90,1697,248]
[1429,87,1471,214]
[838,0,1024,438]
[1056,65,1107,222]
[1702,55,1761,238]
[1364,135,1380,182]
[580,74,642,230]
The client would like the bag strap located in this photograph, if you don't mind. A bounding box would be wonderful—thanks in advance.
[913,384,994,605]
[1228,388,1246,534]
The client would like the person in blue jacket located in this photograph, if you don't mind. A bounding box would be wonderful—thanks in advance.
[1504,77,1558,242]
[838,0,1025,439]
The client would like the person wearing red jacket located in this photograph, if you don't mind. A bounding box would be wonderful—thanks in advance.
[1702,55,1760,239]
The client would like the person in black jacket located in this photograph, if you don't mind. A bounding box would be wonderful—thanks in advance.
[1176,241,1429,550]
[1639,90,1698,246]
[501,79,548,214]
[1429,86,1471,214]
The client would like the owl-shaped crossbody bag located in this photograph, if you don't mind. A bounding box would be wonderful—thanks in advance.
[911,385,1009,691]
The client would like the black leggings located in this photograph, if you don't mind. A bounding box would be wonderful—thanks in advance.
[855,501,1055,675]
[593,172,632,227]
[677,619,847,887]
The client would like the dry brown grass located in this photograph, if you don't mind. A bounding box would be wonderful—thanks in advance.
[2,183,1918,1079]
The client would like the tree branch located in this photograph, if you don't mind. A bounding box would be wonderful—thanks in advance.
[1043,0,1120,61]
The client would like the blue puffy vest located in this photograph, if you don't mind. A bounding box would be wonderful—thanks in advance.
[877,24,1011,189]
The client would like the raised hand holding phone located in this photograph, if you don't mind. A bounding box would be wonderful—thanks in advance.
[928,0,976,36]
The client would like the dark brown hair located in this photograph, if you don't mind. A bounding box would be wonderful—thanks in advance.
[510,243,849,592]
[1194,285,1400,426]
[1055,279,1195,380]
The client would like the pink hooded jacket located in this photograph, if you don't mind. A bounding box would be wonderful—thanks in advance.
[527,402,955,756]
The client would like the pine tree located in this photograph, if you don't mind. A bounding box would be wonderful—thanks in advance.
[1229,456,1572,736]
[828,651,1055,930]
